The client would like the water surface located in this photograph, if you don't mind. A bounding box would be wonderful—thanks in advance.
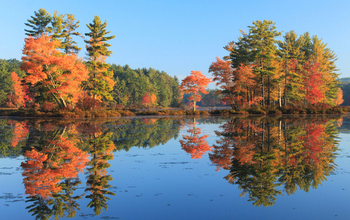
[0,115,349,219]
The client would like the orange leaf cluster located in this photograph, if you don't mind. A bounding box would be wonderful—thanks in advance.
[10,121,29,147]
[142,92,157,107]
[6,72,28,108]
[209,58,257,108]
[21,35,89,105]
[179,122,212,159]
[21,137,89,199]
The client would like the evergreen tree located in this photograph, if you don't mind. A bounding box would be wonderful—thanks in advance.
[247,20,281,105]
[61,14,83,54]
[85,16,116,101]
[278,31,305,106]
[25,8,51,37]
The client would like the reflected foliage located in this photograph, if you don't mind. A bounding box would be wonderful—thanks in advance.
[17,120,118,219]
[179,118,212,159]
[210,116,340,206]
[1,117,186,219]
[0,116,344,218]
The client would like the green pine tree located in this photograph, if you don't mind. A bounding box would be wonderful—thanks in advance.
[25,8,51,37]
[85,16,116,101]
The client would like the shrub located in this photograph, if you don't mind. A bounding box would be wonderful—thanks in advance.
[247,106,266,114]
[41,101,57,112]
[76,96,102,110]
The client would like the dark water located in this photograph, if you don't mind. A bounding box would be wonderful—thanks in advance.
[0,115,350,219]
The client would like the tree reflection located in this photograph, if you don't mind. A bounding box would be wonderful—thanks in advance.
[211,116,340,206]
[179,118,212,159]
[111,117,182,151]
[20,120,116,219]
[78,121,117,216]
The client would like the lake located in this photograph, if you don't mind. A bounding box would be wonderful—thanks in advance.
[0,115,349,219]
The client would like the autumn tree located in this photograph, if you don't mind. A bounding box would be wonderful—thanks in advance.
[334,88,344,106]
[6,72,27,108]
[179,70,212,111]
[85,16,115,102]
[142,92,157,107]
[0,59,26,106]
[142,92,151,107]
[209,57,235,107]
[21,35,89,109]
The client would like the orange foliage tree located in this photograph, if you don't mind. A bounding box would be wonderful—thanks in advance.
[209,57,235,107]
[21,35,89,109]
[209,57,258,110]
[150,93,157,106]
[179,70,212,110]
[6,72,28,108]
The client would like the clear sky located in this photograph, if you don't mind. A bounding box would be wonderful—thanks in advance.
[1,0,349,86]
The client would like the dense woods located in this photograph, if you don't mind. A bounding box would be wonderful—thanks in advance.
[110,64,181,108]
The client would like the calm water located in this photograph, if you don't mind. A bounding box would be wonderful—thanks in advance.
[0,115,350,220]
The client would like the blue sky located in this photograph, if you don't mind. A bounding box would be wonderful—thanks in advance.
[1,0,349,86]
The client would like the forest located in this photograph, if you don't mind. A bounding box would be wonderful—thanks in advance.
[0,8,347,116]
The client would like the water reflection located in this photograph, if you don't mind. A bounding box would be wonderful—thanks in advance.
[20,120,115,219]
[0,116,346,219]
[1,117,186,219]
[179,118,212,159]
[210,116,341,207]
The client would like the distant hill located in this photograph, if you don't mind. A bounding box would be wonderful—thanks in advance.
[339,77,350,84]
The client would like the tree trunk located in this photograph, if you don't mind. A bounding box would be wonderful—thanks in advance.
[278,83,282,107]
[267,75,271,105]
[51,93,64,109]
[261,75,265,106]
[284,60,288,106]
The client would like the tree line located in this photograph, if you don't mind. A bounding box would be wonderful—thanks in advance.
[2,12,346,111]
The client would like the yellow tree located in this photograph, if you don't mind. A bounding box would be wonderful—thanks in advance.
[334,88,343,106]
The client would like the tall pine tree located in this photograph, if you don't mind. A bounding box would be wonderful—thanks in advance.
[25,8,51,37]
[85,16,115,101]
